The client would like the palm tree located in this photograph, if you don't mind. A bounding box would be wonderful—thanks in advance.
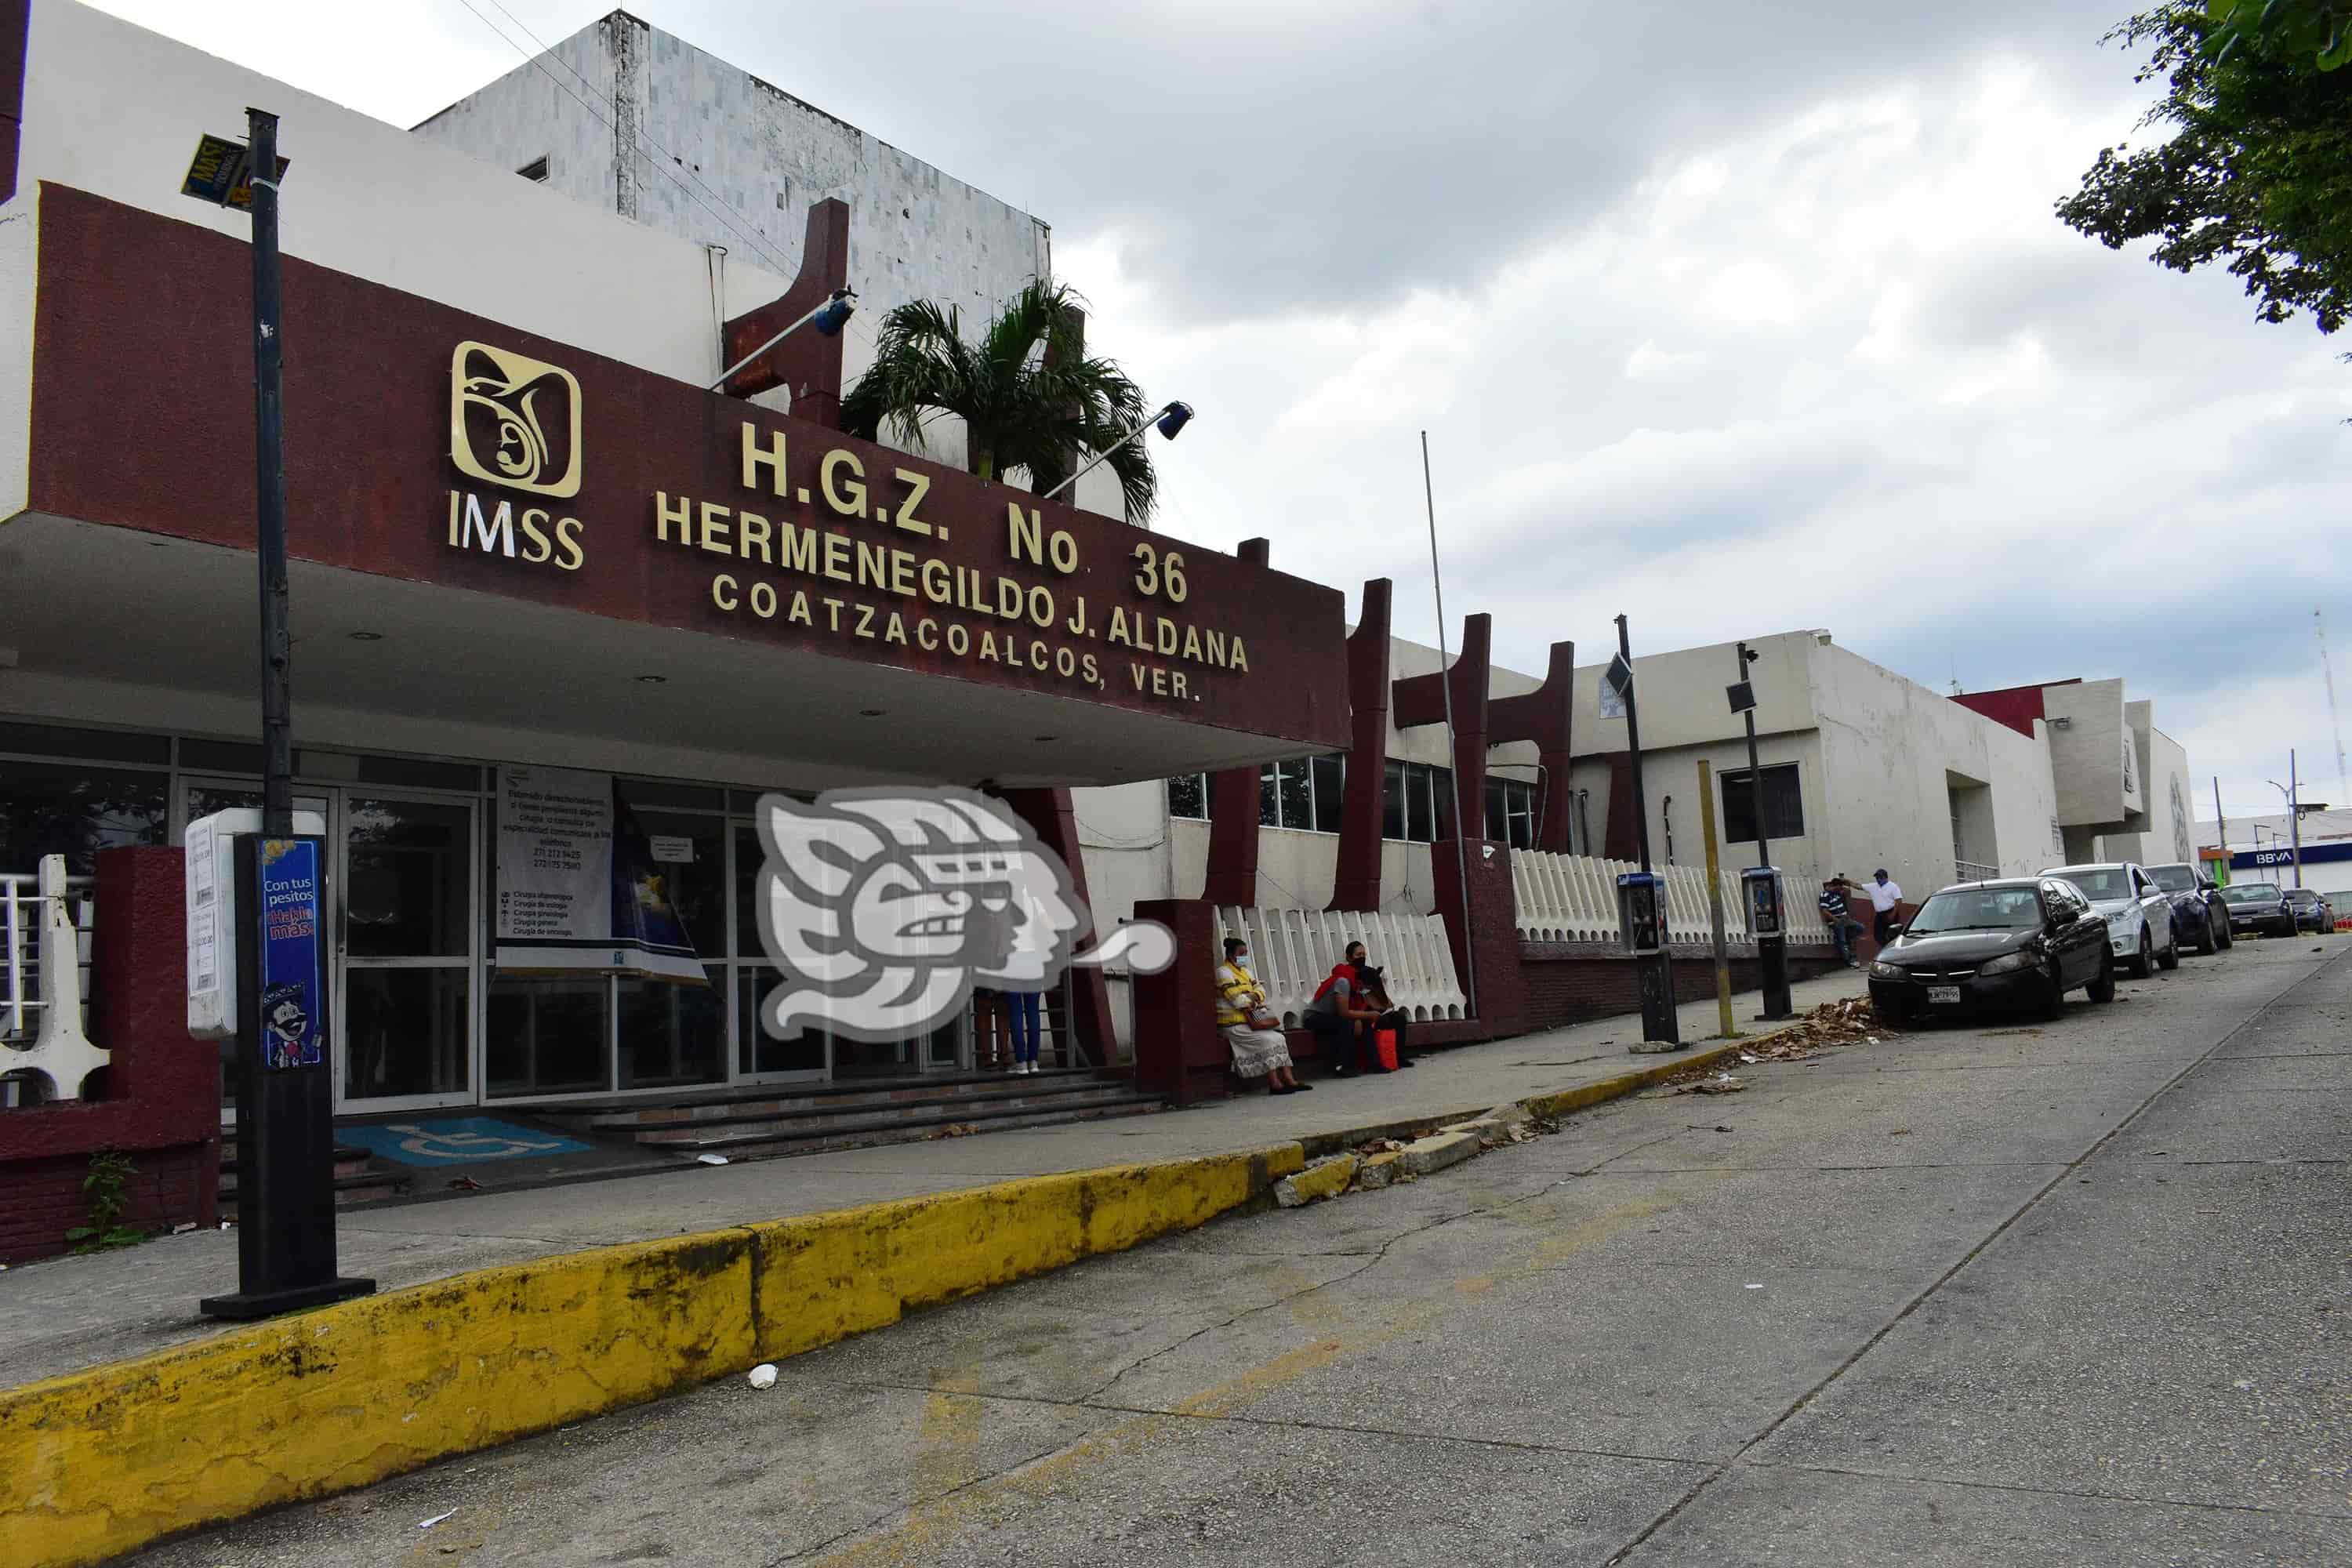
[840,279,1159,522]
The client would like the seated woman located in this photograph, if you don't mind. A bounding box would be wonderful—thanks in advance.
[1214,937,1310,1094]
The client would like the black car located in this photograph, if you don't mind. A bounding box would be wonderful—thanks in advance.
[2285,887,2335,934]
[2219,880,2296,938]
[1868,877,2116,1022]
[2143,861,2232,955]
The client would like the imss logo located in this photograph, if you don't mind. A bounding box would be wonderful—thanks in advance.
[449,340,583,499]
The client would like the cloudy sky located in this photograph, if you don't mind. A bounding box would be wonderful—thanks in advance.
[90,0,2352,823]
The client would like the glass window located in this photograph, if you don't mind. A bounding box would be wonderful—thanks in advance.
[1720,764,1805,843]
[1407,766,1435,843]
[1483,778,1534,848]
[345,968,470,1100]
[343,798,471,959]
[1259,763,1279,828]
[1277,760,1311,831]
[738,967,826,1074]
[0,764,168,877]
[619,778,725,811]
[354,755,481,793]
[1311,755,1344,835]
[1384,760,1457,844]
[1167,774,1208,821]
[487,975,610,1096]
[734,822,769,957]
[619,966,727,1088]
[0,721,168,764]
[179,738,264,774]
[627,809,724,959]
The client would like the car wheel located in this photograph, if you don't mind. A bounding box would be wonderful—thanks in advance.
[2038,956,2067,1020]
[2214,913,2233,951]
[2086,951,2117,1004]
[2128,926,2153,978]
[2195,912,2217,956]
[2158,929,2180,971]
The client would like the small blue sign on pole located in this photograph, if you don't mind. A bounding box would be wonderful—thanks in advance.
[256,837,324,1069]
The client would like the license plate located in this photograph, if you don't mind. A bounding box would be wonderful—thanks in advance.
[1928,985,1962,1005]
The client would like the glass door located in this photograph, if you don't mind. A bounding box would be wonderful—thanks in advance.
[339,793,477,1110]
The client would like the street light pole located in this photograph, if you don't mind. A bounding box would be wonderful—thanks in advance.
[189,111,373,1323]
[249,107,291,839]
[2291,749,2303,889]
[1618,615,1678,1046]
[1734,642,1790,1019]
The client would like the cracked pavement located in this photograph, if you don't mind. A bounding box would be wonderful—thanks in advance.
[123,937,2350,1566]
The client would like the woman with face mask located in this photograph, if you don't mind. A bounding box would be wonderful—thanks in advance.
[1216,937,1309,1094]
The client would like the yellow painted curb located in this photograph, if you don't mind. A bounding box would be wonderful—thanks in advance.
[1520,1042,1743,1121]
[0,1142,1303,1568]
[1279,1154,1358,1205]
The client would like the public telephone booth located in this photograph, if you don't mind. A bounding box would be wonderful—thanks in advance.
[1616,870,1665,956]
[1742,866,1786,939]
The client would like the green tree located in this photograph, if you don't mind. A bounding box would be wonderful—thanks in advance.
[840,279,1159,522]
[2057,2,2352,334]
[2205,0,2352,71]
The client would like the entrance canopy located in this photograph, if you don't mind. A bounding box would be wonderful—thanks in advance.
[15,184,1349,790]
[1,514,1319,790]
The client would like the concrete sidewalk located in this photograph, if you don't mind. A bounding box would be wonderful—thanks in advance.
[0,966,1861,1392]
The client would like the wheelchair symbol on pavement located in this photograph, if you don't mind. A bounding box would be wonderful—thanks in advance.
[383,1123,569,1160]
[342,1116,591,1167]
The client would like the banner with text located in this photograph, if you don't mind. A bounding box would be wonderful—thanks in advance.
[495,766,705,982]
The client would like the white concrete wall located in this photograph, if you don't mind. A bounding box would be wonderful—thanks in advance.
[5,0,797,408]
[414,14,1052,341]
[1809,641,2060,895]
[1574,629,1820,755]
[2044,678,2138,829]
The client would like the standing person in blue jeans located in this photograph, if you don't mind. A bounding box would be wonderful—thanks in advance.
[1819,875,1865,968]
[1005,987,1043,1075]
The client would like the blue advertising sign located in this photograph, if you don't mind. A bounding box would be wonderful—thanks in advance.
[256,838,325,1069]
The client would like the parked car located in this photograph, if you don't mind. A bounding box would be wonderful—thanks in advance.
[2218,880,2297,938]
[2284,887,2336,934]
[2143,861,2232,955]
[1868,877,2115,1022]
[2042,861,2180,978]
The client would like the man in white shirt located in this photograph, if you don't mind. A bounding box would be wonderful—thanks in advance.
[1867,868,1904,945]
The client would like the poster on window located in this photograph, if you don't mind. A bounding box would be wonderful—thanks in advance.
[611,795,707,983]
[494,767,704,982]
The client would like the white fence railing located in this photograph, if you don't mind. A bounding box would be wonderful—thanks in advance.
[1955,860,2000,883]
[1512,850,1829,948]
[1212,906,1467,1025]
[2,857,106,1105]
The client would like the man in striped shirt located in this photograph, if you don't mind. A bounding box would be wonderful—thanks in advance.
[1819,876,1864,968]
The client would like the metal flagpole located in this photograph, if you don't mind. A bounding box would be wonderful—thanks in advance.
[1421,432,1478,1021]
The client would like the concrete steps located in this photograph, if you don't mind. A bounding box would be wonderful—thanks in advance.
[540,1070,1167,1163]
[217,1139,401,1207]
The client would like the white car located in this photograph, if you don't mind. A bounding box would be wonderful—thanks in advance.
[2041,862,2179,978]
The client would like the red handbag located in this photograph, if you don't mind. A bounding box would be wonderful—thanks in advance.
[1371,1029,1399,1071]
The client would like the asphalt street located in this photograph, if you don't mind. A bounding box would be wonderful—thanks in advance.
[126,936,2350,1567]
